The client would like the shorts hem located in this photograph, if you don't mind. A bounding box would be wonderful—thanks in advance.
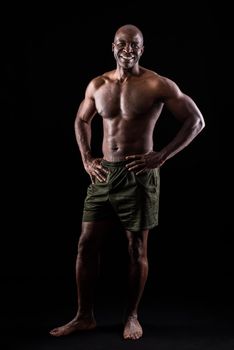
[123,221,159,232]
[82,213,116,222]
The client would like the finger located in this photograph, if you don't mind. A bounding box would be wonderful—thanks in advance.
[136,168,146,175]
[95,174,105,182]
[91,158,102,168]
[102,167,109,174]
[126,160,144,168]
[90,175,95,184]
[94,169,107,182]
[127,164,144,172]
[96,165,109,174]
[125,154,142,160]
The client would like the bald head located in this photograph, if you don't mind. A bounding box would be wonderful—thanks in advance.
[114,24,144,45]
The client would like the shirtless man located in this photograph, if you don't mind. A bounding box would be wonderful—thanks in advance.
[49,24,205,340]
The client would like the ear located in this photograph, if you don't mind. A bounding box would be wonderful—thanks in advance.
[112,43,115,51]
[140,46,144,56]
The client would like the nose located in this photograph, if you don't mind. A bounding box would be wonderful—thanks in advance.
[123,43,133,53]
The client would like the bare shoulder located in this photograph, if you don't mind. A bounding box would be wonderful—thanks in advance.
[85,70,115,97]
[157,74,182,98]
[85,75,105,96]
[142,68,183,99]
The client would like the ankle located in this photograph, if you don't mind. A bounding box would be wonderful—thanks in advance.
[76,311,95,321]
[127,313,138,319]
[124,309,138,320]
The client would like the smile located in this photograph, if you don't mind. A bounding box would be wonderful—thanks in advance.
[119,55,134,61]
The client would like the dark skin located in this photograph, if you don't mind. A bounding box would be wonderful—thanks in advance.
[49,24,205,340]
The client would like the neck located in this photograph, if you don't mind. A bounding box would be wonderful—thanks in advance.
[115,65,140,82]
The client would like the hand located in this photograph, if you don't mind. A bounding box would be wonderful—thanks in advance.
[84,158,109,183]
[125,151,165,175]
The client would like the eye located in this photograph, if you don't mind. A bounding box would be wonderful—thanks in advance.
[131,43,140,49]
[115,42,125,48]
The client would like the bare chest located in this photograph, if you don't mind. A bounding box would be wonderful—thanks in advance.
[94,81,158,119]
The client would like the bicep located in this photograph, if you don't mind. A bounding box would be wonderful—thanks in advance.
[164,93,202,123]
[75,97,97,124]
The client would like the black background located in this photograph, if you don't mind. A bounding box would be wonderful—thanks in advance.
[2,2,232,349]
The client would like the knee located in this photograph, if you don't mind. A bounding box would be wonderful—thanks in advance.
[128,238,147,263]
[77,233,94,258]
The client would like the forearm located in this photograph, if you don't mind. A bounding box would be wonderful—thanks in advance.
[74,118,93,165]
[161,117,204,161]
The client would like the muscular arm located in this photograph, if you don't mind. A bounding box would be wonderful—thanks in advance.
[74,85,96,165]
[125,77,205,173]
[161,80,205,161]
[74,79,108,182]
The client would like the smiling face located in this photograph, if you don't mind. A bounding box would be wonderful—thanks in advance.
[112,25,144,70]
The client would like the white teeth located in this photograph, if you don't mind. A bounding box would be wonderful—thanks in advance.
[120,55,134,60]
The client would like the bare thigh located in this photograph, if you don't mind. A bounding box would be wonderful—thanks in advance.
[79,219,116,250]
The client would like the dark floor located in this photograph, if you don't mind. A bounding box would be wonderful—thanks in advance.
[1,278,234,350]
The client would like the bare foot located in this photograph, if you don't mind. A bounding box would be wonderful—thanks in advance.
[123,316,143,340]
[49,317,96,337]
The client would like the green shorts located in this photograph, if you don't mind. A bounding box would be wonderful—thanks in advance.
[82,160,160,231]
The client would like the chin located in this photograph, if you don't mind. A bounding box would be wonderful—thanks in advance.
[120,62,134,69]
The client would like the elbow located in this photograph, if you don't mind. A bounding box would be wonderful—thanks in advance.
[198,115,205,133]
[74,117,84,131]
[194,114,205,135]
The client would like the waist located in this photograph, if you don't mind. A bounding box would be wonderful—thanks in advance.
[102,159,129,168]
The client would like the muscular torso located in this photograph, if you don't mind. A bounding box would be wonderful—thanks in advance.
[93,68,164,161]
